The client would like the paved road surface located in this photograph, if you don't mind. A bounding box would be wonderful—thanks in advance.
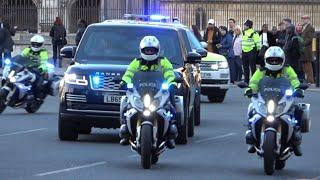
[0,88,319,180]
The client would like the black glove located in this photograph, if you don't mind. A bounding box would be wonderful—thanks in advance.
[294,88,304,98]
[119,81,127,91]
[245,88,254,98]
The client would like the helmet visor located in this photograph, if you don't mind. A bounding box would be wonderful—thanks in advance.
[141,47,158,55]
[266,57,283,65]
[31,42,43,48]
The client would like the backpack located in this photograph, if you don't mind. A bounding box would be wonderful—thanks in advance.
[292,36,305,57]
[53,25,65,43]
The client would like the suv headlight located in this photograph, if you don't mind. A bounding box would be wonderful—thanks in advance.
[65,73,88,86]
[218,61,229,69]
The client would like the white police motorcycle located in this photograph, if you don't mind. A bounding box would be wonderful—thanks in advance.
[0,55,60,114]
[120,71,183,169]
[238,77,310,175]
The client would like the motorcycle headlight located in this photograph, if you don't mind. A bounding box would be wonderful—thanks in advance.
[4,59,11,65]
[267,100,275,114]
[144,94,151,107]
[65,73,88,86]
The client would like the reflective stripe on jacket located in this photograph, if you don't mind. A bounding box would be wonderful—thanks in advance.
[242,28,261,53]
[122,57,177,86]
[21,48,49,73]
[248,66,300,93]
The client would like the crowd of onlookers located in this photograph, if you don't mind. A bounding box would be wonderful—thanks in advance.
[191,15,317,85]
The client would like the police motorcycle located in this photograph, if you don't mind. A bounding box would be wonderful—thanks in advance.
[120,71,183,169]
[0,55,60,114]
[238,77,310,175]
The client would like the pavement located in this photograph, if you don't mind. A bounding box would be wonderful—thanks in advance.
[0,88,319,180]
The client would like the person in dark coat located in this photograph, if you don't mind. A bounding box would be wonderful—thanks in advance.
[283,25,303,81]
[0,19,15,68]
[258,24,277,66]
[217,26,235,83]
[276,22,286,48]
[203,19,221,53]
[50,17,67,68]
[191,25,202,42]
[75,19,87,46]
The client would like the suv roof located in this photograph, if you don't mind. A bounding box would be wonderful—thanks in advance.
[89,19,187,31]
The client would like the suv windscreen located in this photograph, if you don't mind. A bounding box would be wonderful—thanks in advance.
[75,26,183,66]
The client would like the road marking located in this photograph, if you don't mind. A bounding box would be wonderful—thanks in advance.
[195,133,237,143]
[0,128,47,137]
[34,161,106,177]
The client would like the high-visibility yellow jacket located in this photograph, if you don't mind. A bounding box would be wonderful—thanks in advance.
[242,28,261,53]
[122,57,177,86]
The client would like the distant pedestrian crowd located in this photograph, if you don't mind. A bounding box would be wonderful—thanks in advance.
[191,15,317,85]
[0,16,88,69]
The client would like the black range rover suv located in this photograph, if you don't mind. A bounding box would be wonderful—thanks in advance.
[58,20,204,144]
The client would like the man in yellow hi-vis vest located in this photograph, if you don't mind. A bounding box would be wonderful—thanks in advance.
[242,20,261,83]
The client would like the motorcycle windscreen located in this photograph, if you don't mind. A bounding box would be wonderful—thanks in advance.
[10,55,30,72]
[131,71,164,97]
[258,77,291,103]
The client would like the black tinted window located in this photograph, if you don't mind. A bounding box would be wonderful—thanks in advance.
[75,26,183,66]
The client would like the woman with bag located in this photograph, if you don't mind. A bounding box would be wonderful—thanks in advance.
[50,17,67,68]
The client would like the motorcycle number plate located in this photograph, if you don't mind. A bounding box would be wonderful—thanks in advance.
[104,95,122,104]
[201,72,211,79]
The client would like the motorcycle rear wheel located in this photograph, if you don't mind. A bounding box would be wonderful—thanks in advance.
[263,131,276,175]
[140,125,153,169]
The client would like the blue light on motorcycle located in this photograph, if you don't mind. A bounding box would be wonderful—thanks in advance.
[127,83,133,89]
[4,59,11,65]
[285,89,293,96]
[162,83,169,90]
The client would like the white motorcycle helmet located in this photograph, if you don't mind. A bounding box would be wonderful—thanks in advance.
[139,36,160,61]
[30,35,45,52]
[264,46,285,71]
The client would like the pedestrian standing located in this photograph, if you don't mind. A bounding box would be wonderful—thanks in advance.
[258,24,276,67]
[203,19,221,53]
[242,20,261,83]
[50,17,67,68]
[191,25,203,42]
[0,19,15,68]
[233,25,243,82]
[283,25,303,81]
[300,14,315,84]
[271,26,278,38]
[276,22,286,48]
[75,19,87,46]
[296,22,305,82]
[228,18,236,37]
[217,26,235,83]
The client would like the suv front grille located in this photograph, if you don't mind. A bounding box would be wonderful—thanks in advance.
[90,75,121,91]
[200,62,216,71]
[66,94,87,103]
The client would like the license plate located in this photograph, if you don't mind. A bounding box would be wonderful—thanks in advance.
[104,95,122,103]
[201,72,211,79]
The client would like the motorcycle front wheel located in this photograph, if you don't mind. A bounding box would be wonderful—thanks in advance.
[140,125,153,169]
[25,100,43,113]
[263,131,276,175]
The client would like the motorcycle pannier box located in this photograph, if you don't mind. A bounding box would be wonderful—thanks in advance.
[297,103,311,133]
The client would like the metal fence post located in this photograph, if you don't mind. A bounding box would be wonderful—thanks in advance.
[316,32,320,87]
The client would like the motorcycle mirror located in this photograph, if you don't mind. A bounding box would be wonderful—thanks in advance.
[298,83,309,90]
[237,82,248,89]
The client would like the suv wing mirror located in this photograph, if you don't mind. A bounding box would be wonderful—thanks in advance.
[186,52,201,64]
[60,46,77,59]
